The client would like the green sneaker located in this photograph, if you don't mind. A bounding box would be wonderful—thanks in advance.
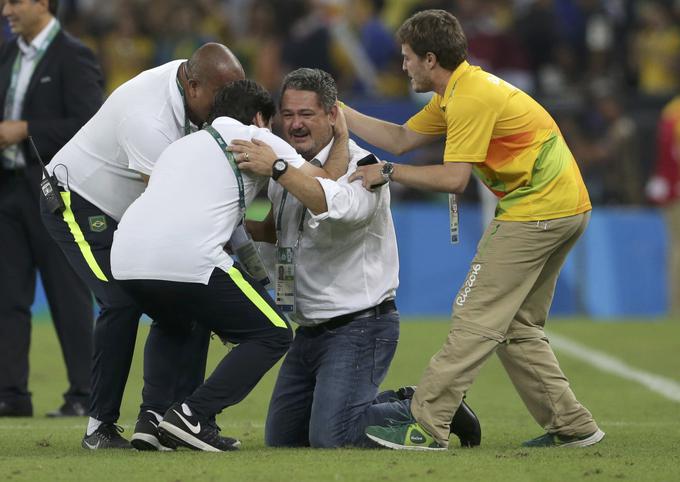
[522,429,605,448]
[365,422,447,451]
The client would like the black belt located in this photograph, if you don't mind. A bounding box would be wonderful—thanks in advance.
[311,299,397,332]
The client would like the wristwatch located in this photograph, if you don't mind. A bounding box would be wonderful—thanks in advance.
[272,159,289,181]
[381,161,394,183]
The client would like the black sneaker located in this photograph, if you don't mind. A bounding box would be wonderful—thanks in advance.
[131,410,177,451]
[394,385,482,448]
[81,423,132,449]
[158,403,241,452]
[46,401,87,418]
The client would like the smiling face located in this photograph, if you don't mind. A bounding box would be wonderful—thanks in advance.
[280,89,335,161]
[2,0,50,41]
[401,43,433,93]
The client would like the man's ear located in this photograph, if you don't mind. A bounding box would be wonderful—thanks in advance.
[253,112,267,128]
[425,52,438,69]
[328,104,339,127]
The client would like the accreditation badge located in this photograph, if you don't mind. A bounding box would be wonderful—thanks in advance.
[449,193,460,244]
[234,240,271,288]
[275,247,296,313]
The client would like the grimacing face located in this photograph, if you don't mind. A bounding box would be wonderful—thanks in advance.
[2,0,48,39]
[280,89,335,161]
[401,43,433,93]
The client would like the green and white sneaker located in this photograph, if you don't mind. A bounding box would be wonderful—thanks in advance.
[365,422,446,452]
[522,429,605,448]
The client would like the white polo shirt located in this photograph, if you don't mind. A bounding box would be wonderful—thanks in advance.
[47,60,189,221]
[111,117,305,284]
[268,139,399,326]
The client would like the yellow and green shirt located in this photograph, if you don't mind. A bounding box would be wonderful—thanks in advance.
[406,61,591,221]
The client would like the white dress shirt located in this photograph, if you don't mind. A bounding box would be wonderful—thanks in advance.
[3,18,58,168]
[47,60,189,221]
[268,139,399,326]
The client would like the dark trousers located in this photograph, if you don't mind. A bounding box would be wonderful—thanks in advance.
[119,265,293,420]
[0,172,93,407]
[40,189,209,422]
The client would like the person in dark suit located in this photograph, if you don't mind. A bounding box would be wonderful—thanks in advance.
[0,0,103,417]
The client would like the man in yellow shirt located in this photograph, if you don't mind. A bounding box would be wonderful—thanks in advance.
[345,9,604,450]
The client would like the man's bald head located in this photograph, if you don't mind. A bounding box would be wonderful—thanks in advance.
[186,43,245,86]
[182,43,245,125]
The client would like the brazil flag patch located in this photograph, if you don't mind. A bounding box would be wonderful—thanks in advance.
[88,215,107,233]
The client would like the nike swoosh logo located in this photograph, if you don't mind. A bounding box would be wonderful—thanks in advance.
[173,409,201,434]
[84,440,100,449]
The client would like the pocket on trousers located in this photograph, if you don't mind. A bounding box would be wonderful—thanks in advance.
[372,338,398,387]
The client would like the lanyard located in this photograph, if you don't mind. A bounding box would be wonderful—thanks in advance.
[204,125,245,220]
[175,63,193,136]
[3,20,61,121]
[276,190,307,248]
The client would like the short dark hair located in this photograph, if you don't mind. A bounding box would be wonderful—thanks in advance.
[280,68,337,113]
[35,0,59,15]
[396,9,467,70]
[208,79,276,126]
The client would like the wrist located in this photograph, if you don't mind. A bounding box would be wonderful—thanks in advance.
[272,158,289,181]
[381,161,395,183]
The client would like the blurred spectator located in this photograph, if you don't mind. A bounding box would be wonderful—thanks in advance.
[581,90,641,204]
[646,95,680,317]
[631,1,680,97]
[99,2,153,92]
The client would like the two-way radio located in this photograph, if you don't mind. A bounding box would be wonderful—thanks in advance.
[28,135,65,214]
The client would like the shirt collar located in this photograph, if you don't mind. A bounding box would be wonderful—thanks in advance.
[169,60,191,130]
[440,60,471,108]
[17,17,57,58]
[311,138,334,166]
[211,116,246,128]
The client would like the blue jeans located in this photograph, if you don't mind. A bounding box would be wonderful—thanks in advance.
[265,312,408,447]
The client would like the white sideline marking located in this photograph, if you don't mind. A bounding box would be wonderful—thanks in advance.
[549,332,680,403]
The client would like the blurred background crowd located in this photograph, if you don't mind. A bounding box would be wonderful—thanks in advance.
[4,0,679,205]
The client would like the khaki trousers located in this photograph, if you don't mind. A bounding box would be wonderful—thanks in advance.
[411,212,599,446]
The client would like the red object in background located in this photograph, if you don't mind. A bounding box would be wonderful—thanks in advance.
[647,97,680,205]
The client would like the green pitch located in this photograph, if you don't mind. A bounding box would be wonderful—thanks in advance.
[1,317,678,482]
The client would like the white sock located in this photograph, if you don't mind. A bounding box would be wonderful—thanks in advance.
[86,417,103,436]
[146,410,163,423]
[181,403,193,416]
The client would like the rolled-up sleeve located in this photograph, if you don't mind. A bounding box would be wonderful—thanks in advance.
[308,177,381,228]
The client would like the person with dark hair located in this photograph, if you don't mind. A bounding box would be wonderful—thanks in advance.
[342,9,604,450]
[0,0,103,418]
[228,68,480,449]
[40,43,245,450]
[109,79,350,452]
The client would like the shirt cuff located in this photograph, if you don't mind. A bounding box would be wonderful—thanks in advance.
[307,177,341,228]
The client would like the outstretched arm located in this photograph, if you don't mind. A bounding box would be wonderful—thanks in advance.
[349,161,473,194]
[342,104,439,155]
[232,139,329,215]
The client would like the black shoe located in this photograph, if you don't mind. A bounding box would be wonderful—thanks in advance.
[46,401,87,418]
[131,410,177,451]
[82,423,132,449]
[0,400,32,417]
[451,399,481,448]
[394,386,482,448]
[158,403,240,452]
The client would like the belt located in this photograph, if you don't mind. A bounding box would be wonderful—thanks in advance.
[316,299,397,332]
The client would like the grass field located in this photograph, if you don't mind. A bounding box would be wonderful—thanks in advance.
[1,317,679,482]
